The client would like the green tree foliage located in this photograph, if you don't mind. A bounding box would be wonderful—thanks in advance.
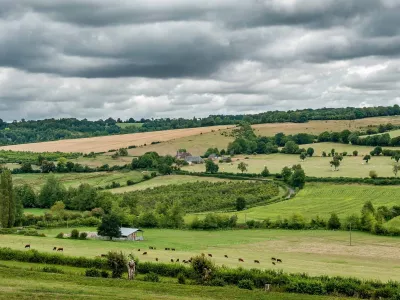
[290,167,306,189]
[327,213,341,230]
[281,166,293,182]
[237,162,248,173]
[322,151,327,157]
[283,141,299,154]
[260,166,270,177]
[0,170,15,228]
[236,197,246,211]
[299,152,307,161]
[204,148,220,157]
[191,255,215,283]
[14,184,37,208]
[205,160,219,173]
[353,150,358,156]
[97,214,121,240]
[306,147,314,157]
[40,160,56,173]
[70,229,79,239]
[158,164,172,175]
[50,201,66,220]
[107,251,127,279]
[363,155,371,164]
[330,158,340,171]
[118,148,128,156]
[393,165,400,177]
[38,176,67,208]
[137,211,159,228]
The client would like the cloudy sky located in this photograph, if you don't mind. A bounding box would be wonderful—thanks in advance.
[1,0,400,121]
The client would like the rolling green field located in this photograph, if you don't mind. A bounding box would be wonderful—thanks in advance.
[186,183,400,223]
[110,175,232,193]
[359,129,400,138]
[71,154,134,167]
[12,171,144,191]
[0,266,349,300]
[183,152,399,177]
[2,228,400,282]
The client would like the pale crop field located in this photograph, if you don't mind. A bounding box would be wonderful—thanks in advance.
[2,228,400,281]
[186,183,400,223]
[183,151,400,178]
[0,125,234,154]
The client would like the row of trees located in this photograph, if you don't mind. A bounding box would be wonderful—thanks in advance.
[2,105,400,145]
[0,170,23,228]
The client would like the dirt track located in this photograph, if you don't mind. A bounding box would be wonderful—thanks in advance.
[0,125,233,153]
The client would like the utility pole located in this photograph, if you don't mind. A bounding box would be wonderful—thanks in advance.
[349,222,352,246]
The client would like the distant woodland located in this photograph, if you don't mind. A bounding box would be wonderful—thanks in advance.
[1,105,400,145]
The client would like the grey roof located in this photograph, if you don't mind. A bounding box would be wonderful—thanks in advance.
[185,156,204,162]
[120,227,143,236]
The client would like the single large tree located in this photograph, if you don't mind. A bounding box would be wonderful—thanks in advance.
[98,214,121,240]
[306,147,314,157]
[38,176,66,208]
[0,170,15,228]
[237,162,248,173]
[363,155,371,164]
[205,160,219,174]
[330,158,340,171]
[393,165,400,177]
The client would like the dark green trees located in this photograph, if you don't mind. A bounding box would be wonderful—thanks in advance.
[0,170,15,228]
[97,214,121,240]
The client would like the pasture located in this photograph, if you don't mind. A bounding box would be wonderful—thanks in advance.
[0,125,233,154]
[2,228,400,282]
[12,171,144,191]
[110,175,232,193]
[182,152,400,177]
[186,183,400,223]
[0,267,348,300]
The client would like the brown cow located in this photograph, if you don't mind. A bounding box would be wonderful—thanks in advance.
[171,248,176,251]
[238,258,244,262]
[101,254,107,257]
[53,247,57,251]
[272,262,276,265]
[277,259,282,263]
[224,255,228,258]
[25,244,30,249]
[208,254,212,257]
[254,260,260,264]
[155,258,159,262]
[57,248,63,252]
[142,252,148,255]
[176,258,179,262]
[170,259,174,262]
[271,257,276,261]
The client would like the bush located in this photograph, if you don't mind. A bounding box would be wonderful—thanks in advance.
[369,170,378,179]
[70,229,79,239]
[85,268,101,277]
[55,232,64,239]
[191,255,215,283]
[209,278,226,287]
[42,266,64,274]
[238,279,254,290]
[144,272,160,282]
[107,251,127,278]
[101,270,110,278]
[127,180,135,186]
[79,232,88,240]
[177,272,186,284]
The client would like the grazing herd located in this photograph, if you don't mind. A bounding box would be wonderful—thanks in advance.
[24,244,283,267]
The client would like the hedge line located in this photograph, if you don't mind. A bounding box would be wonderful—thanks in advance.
[305,176,400,185]
[1,248,399,299]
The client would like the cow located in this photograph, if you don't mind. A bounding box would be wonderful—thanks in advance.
[57,248,63,252]
[224,255,228,258]
[254,260,260,264]
[271,257,276,261]
[24,244,30,249]
[155,258,159,262]
[142,252,148,255]
[165,248,170,251]
[277,259,282,263]
[238,258,244,262]
[272,262,276,265]
[176,258,179,262]
[171,248,176,251]
[101,254,107,257]
[208,254,212,257]
[138,249,141,251]
[53,247,57,251]
[171,259,174,262]
[149,246,153,250]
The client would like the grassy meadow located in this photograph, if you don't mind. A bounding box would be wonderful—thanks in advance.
[182,152,400,178]
[110,175,232,193]
[2,228,400,282]
[0,266,350,300]
[186,183,400,223]
[12,171,144,191]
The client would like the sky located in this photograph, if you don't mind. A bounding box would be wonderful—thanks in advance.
[1,0,400,121]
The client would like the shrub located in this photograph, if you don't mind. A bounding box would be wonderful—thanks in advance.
[209,278,226,287]
[369,170,378,179]
[177,272,186,284]
[143,174,151,180]
[42,266,64,274]
[101,270,110,278]
[238,279,254,290]
[79,232,88,240]
[85,268,101,277]
[70,229,79,239]
[144,272,160,282]
[55,232,64,239]
[327,213,341,230]
[127,180,135,186]
[107,251,127,278]
[191,255,215,283]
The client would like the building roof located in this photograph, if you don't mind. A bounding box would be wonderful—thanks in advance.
[185,156,204,162]
[120,227,143,237]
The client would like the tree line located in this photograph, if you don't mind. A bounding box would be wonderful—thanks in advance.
[2,105,400,145]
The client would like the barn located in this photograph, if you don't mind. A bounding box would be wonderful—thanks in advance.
[120,228,144,241]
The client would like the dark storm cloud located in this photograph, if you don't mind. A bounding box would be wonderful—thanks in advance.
[1,0,400,121]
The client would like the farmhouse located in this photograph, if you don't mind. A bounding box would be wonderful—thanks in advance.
[185,156,204,164]
[176,151,192,160]
[120,228,144,241]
